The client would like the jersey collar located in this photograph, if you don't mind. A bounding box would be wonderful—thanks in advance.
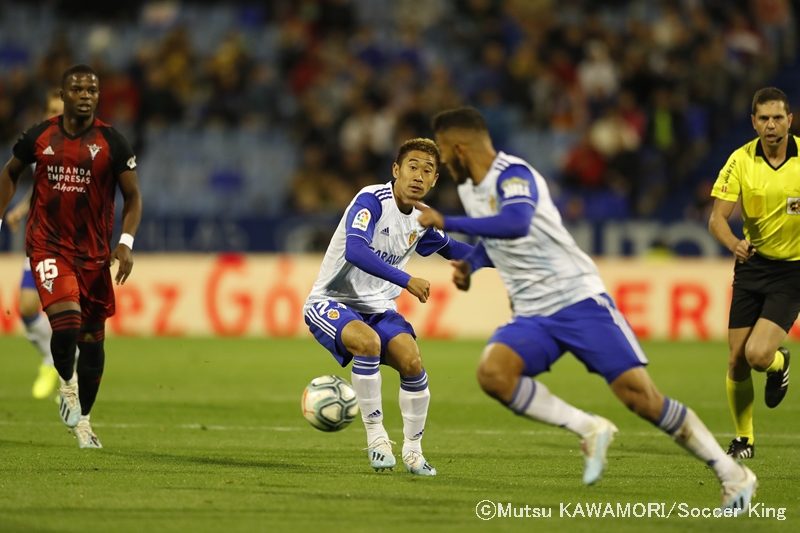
[755,135,797,170]
[58,115,97,140]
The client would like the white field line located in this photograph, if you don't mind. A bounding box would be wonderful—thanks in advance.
[0,419,798,439]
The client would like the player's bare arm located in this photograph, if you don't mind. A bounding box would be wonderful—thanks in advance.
[111,169,143,285]
[406,276,430,303]
[414,201,445,230]
[0,155,26,223]
[708,198,755,262]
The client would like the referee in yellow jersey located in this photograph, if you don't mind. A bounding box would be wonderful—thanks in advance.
[709,86,795,460]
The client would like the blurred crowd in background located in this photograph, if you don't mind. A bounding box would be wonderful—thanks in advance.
[0,0,798,250]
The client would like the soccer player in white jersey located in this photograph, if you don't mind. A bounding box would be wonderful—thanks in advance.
[4,90,64,399]
[416,107,756,511]
[304,138,473,475]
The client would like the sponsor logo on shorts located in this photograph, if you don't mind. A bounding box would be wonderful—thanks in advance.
[42,279,54,294]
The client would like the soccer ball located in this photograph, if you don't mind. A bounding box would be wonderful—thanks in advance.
[301,375,359,432]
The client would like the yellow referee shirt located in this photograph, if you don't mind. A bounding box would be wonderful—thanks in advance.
[711,135,800,260]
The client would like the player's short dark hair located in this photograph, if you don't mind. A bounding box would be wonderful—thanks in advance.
[61,64,98,87]
[752,87,790,114]
[431,106,488,133]
[395,138,440,168]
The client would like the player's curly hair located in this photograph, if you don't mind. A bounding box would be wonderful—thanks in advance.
[61,64,98,87]
[431,106,488,133]
[395,138,440,168]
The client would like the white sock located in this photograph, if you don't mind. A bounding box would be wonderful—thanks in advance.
[351,356,387,445]
[24,313,54,367]
[508,377,597,437]
[659,398,741,482]
[399,370,430,455]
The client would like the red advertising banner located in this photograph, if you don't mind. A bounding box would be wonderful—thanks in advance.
[1,254,798,340]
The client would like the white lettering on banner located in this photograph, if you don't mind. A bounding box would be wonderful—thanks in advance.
[1,255,798,340]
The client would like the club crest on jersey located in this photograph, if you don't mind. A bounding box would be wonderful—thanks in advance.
[408,230,419,246]
[788,197,800,214]
[326,309,340,320]
[351,208,371,231]
[500,177,531,198]
[88,144,101,160]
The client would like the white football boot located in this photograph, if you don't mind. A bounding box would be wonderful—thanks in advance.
[74,416,103,449]
[581,416,618,485]
[403,450,437,476]
[58,378,81,428]
[721,464,757,514]
[366,437,396,471]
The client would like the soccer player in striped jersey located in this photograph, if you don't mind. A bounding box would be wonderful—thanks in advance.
[0,65,143,449]
[417,107,756,511]
[4,89,64,400]
[304,138,472,475]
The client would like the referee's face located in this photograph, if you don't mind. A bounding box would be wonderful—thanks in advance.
[752,100,792,150]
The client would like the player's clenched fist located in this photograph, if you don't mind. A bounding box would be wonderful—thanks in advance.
[406,276,431,303]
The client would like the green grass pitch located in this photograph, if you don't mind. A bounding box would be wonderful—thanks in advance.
[0,337,797,532]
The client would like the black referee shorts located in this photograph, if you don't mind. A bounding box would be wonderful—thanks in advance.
[729,253,800,331]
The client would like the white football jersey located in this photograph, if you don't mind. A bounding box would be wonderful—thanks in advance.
[306,182,451,314]
[458,151,606,316]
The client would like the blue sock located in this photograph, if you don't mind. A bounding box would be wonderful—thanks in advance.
[400,369,428,392]
[507,376,537,414]
[656,397,687,435]
[352,356,380,376]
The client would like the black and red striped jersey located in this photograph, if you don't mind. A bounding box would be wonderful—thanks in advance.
[12,116,136,269]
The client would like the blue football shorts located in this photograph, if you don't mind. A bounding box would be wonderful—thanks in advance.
[304,300,417,367]
[490,293,648,383]
[20,257,36,290]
